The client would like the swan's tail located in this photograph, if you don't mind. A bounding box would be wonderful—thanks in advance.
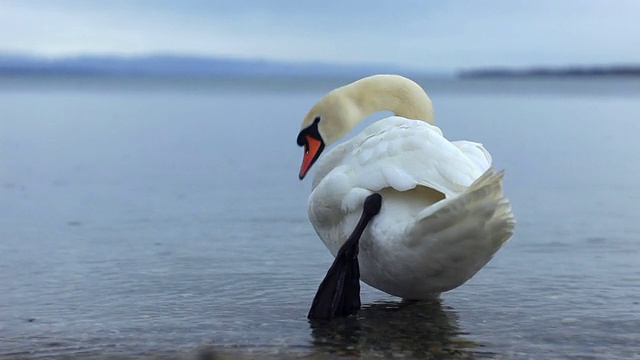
[408,168,515,293]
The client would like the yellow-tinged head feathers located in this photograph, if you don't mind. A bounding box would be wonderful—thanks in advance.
[299,74,434,147]
[297,74,434,179]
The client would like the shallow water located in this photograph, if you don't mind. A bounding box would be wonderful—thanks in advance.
[1,76,639,359]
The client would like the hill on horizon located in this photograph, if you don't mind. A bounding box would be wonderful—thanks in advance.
[0,53,416,77]
[1,53,637,79]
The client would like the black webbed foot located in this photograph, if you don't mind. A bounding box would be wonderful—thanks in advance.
[307,193,382,320]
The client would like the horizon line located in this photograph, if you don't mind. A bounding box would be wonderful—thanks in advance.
[3,51,639,72]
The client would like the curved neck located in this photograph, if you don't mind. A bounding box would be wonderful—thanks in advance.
[341,74,434,128]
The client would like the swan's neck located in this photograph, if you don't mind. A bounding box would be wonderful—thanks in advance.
[342,74,434,129]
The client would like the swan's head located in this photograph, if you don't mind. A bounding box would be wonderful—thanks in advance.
[297,89,356,179]
[296,74,434,180]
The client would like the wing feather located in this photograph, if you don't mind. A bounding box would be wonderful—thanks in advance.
[341,117,491,197]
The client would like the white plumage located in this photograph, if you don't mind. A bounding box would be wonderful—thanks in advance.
[299,75,515,300]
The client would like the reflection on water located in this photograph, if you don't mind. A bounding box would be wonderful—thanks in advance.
[309,299,484,359]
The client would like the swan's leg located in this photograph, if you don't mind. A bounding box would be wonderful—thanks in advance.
[307,193,382,320]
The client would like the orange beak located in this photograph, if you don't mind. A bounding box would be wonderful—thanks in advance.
[299,135,323,179]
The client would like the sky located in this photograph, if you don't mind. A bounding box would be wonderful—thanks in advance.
[1,0,639,71]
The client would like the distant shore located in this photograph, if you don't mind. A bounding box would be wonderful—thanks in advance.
[1,53,639,80]
[458,66,640,78]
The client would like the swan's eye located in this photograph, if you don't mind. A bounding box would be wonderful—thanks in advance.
[297,116,320,147]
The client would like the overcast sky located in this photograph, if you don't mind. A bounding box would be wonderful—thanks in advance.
[1,0,638,71]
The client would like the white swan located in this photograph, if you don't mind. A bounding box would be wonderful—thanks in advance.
[297,74,515,318]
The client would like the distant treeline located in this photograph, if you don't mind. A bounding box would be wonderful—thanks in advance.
[459,66,640,78]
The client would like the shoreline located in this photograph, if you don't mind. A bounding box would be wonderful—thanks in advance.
[458,66,640,79]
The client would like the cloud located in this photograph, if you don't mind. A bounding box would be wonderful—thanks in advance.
[1,0,639,70]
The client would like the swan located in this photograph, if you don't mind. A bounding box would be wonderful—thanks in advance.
[297,74,515,319]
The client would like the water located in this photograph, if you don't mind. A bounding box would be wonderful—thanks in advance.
[1,76,639,359]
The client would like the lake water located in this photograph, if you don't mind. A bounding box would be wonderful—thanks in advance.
[1,76,639,359]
